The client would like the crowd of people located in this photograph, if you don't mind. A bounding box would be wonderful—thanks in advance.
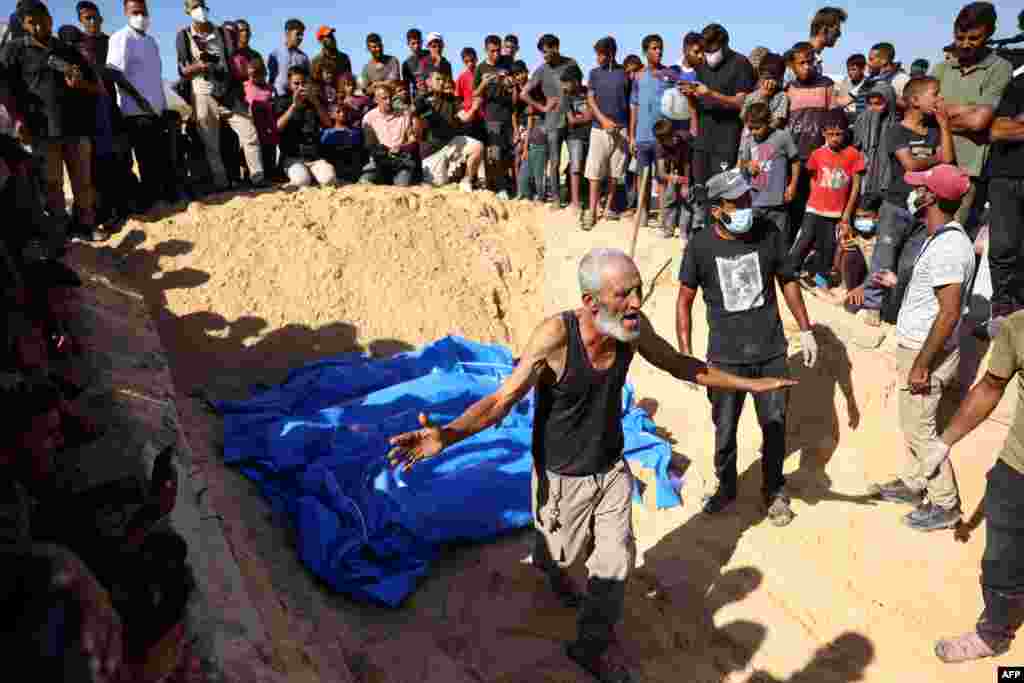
[2,0,1024,680]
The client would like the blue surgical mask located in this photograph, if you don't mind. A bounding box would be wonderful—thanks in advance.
[724,208,754,234]
[854,217,876,234]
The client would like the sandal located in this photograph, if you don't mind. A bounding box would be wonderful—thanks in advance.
[580,214,595,232]
[935,631,1001,663]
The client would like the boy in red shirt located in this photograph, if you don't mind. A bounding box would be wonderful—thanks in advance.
[791,109,865,292]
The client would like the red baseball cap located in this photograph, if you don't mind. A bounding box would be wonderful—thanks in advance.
[316,26,335,41]
[904,164,971,201]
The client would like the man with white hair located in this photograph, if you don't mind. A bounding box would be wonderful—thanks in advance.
[388,247,795,683]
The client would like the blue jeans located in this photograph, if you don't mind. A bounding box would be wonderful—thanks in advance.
[517,144,548,199]
[546,127,567,203]
[864,200,915,310]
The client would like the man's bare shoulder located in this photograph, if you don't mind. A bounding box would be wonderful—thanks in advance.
[525,313,570,358]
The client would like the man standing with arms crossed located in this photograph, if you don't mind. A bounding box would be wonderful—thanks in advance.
[388,247,795,683]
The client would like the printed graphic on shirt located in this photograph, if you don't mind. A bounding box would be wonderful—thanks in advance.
[818,166,850,190]
[909,140,935,159]
[716,252,765,312]
[750,141,776,191]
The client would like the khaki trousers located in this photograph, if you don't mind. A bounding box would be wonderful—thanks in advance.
[531,457,636,649]
[893,344,961,509]
[39,137,96,225]
[193,93,263,186]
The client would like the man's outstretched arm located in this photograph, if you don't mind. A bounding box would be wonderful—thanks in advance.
[388,315,567,469]
[635,313,796,393]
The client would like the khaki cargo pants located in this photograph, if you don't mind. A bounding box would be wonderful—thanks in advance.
[531,457,636,649]
[893,344,961,510]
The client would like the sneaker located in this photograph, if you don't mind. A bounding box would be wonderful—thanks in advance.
[702,485,737,515]
[496,190,510,200]
[868,479,925,505]
[765,493,795,527]
[605,210,622,221]
[658,226,675,239]
[903,502,961,531]
[935,631,1000,663]
[459,178,474,193]
[565,641,633,683]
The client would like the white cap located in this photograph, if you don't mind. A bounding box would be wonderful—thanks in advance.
[426,32,443,45]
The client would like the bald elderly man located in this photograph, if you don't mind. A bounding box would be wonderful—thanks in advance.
[388,247,795,683]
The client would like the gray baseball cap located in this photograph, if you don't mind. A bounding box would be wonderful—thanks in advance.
[706,169,751,201]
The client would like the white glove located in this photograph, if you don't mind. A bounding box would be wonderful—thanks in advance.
[799,329,818,368]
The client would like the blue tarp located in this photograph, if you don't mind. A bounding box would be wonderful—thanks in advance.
[215,336,678,607]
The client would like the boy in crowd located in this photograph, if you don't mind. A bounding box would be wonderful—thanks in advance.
[865,42,910,104]
[416,68,481,191]
[274,65,336,187]
[559,64,591,219]
[516,100,547,200]
[360,82,418,186]
[520,34,578,208]
[585,36,630,227]
[361,32,401,89]
[739,102,800,242]
[839,192,882,309]
[244,55,279,181]
[676,170,817,525]
[861,76,954,325]
[455,47,483,134]
[474,34,516,197]
[739,52,788,149]
[628,34,671,223]
[321,73,368,183]
[401,28,429,98]
[790,109,865,294]
[869,165,976,533]
[808,6,847,75]
[311,25,351,80]
[502,34,525,71]
[2,1,101,240]
[654,118,691,239]
[267,18,308,97]
[230,19,260,81]
[836,53,868,119]
[784,41,837,239]
[424,33,453,82]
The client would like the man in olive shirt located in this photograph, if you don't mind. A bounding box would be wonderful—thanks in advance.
[931,2,1012,227]
[932,310,1024,663]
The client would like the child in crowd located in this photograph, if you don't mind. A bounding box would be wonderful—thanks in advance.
[653,118,691,239]
[559,65,592,218]
[784,41,837,242]
[312,56,340,119]
[623,54,643,81]
[739,52,788,150]
[790,109,865,293]
[517,102,548,200]
[859,75,954,326]
[839,192,882,310]
[852,81,898,199]
[245,56,281,182]
[321,74,367,183]
[739,102,800,242]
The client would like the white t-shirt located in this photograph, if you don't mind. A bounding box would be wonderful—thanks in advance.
[895,222,976,350]
[107,25,166,116]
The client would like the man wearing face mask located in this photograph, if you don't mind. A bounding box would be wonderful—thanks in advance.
[107,0,170,213]
[176,0,265,191]
[869,164,976,532]
[676,170,816,526]
[689,24,755,231]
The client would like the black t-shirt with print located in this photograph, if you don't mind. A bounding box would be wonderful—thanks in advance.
[273,94,322,161]
[885,124,940,204]
[693,50,756,156]
[474,59,515,124]
[678,218,796,364]
[0,36,97,138]
[989,75,1024,179]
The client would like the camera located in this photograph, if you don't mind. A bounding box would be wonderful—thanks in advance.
[198,51,220,64]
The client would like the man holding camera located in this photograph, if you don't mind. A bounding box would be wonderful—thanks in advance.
[1,0,102,240]
[176,0,264,191]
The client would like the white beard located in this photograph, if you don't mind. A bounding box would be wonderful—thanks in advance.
[596,305,640,342]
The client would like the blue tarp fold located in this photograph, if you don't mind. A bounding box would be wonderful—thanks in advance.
[216,336,678,606]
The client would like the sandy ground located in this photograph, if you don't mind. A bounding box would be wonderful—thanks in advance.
[70,185,1018,683]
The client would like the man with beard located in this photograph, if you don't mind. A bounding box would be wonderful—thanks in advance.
[676,170,817,525]
[311,26,351,80]
[388,247,795,683]
[808,6,847,76]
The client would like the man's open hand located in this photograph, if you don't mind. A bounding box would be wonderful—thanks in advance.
[749,377,798,393]
[387,412,445,470]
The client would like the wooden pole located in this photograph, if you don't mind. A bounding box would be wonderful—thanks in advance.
[628,165,651,259]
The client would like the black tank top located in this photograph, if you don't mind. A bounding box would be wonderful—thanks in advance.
[533,311,635,476]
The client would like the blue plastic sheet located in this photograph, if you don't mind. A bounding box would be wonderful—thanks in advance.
[216,336,678,607]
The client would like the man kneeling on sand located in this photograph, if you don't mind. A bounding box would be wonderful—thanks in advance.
[388,247,795,683]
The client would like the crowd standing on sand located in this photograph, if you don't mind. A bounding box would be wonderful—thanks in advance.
[2,0,1024,680]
